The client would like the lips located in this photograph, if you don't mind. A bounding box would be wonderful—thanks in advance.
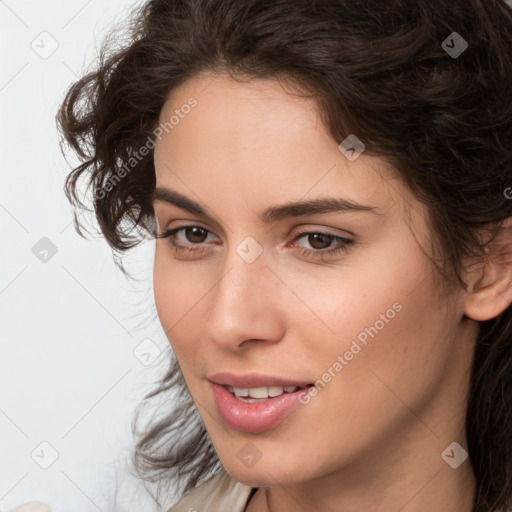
[207,372,314,432]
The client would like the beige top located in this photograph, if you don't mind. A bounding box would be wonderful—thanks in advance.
[168,469,258,512]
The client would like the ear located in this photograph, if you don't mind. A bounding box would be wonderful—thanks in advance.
[464,217,512,322]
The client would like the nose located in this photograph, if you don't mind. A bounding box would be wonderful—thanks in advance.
[204,243,285,351]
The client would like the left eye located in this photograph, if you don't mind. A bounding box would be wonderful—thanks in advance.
[295,231,345,250]
[157,226,354,259]
[290,230,354,258]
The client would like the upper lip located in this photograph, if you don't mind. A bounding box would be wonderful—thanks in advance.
[207,372,313,388]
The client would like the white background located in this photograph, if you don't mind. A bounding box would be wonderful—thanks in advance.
[0,1,177,511]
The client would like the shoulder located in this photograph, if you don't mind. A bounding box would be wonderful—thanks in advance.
[167,468,256,512]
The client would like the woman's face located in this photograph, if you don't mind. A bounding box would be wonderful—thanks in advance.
[152,74,476,488]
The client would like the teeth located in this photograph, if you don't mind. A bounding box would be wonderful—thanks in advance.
[226,385,301,399]
[248,387,268,398]
[269,386,286,397]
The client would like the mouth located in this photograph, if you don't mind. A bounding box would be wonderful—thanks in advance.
[210,381,315,433]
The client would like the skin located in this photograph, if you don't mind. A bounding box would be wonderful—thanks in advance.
[152,73,512,512]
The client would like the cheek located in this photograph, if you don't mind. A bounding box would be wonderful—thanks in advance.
[314,271,454,439]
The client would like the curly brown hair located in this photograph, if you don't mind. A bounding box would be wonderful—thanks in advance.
[56,0,512,510]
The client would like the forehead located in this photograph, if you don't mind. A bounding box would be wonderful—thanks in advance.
[156,73,327,162]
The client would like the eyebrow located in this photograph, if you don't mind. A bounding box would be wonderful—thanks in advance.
[151,187,383,223]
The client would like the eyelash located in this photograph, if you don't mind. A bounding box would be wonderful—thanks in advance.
[156,226,354,260]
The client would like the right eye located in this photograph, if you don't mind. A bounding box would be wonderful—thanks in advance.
[157,226,219,254]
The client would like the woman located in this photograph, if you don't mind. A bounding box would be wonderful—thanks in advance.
[56,0,512,510]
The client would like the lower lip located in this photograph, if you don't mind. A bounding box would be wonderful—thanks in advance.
[211,382,310,433]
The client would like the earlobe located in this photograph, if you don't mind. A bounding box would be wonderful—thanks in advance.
[464,217,512,322]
